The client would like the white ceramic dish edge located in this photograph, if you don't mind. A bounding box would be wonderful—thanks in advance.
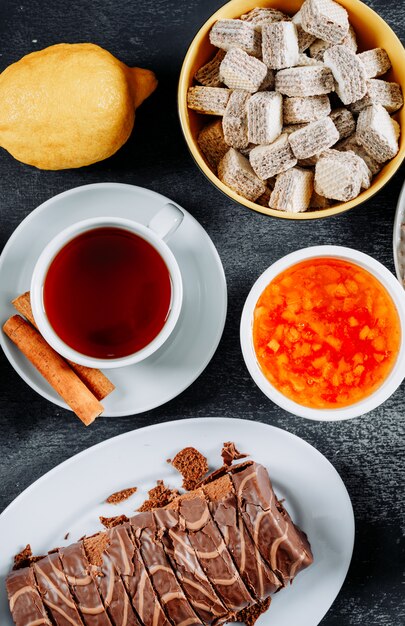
[393,179,405,284]
[240,245,405,421]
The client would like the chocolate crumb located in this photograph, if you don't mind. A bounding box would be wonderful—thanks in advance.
[64,532,70,540]
[13,544,44,570]
[138,480,179,511]
[99,515,129,529]
[221,442,248,467]
[106,486,137,505]
[171,446,209,490]
[233,598,271,626]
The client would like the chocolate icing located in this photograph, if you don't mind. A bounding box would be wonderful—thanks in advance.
[130,512,202,626]
[153,508,228,625]
[7,460,313,626]
[82,538,140,626]
[230,463,313,584]
[33,551,84,625]
[105,525,170,626]
[178,495,253,613]
[206,483,281,600]
[58,543,112,625]
[6,567,51,626]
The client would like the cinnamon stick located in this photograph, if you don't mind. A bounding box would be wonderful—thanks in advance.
[3,315,103,426]
[12,292,115,400]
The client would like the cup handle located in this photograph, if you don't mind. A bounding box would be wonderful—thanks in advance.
[148,203,184,242]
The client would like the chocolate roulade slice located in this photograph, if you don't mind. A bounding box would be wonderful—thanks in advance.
[203,475,282,600]
[33,551,84,626]
[6,566,52,626]
[82,534,141,626]
[153,508,229,626]
[105,525,170,626]
[230,462,313,584]
[130,512,202,626]
[58,542,113,626]
[177,494,254,614]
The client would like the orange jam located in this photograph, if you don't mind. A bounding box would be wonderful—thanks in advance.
[253,258,401,409]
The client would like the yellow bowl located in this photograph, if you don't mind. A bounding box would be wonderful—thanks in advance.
[178,0,405,220]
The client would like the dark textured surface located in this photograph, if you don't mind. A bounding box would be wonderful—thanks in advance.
[0,0,404,624]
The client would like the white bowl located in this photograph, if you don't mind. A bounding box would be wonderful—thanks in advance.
[240,246,405,421]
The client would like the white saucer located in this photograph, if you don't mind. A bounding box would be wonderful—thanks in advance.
[0,418,354,626]
[0,183,227,416]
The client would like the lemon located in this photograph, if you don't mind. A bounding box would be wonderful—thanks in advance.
[0,43,157,169]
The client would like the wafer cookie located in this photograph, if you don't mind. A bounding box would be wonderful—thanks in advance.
[310,190,332,208]
[220,48,268,92]
[292,9,316,52]
[210,19,261,56]
[350,79,403,114]
[356,104,400,163]
[296,52,323,66]
[198,119,229,170]
[357,48,391,79]
[249,133,297,179]
[270,167,314,212]
[222,90,250,149]
[335,134,382,175]
[259,67,275,90]
[262,22,300,69]
[256,185,273,207]
[275,66,334,96]
[314,149,366,200]
[195,50,226,87]
[241,7,289,28]
[323,45,366,105]
[309,25,357,60]
[329,107,355,139]
[288,116,339,159]
[247,91,283,144]
[187,86,231,115]
[283,95,331,124]
[301,0,349,45]
[218,148,267,201]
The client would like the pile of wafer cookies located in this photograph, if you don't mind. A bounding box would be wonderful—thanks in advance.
[187,0,403,213]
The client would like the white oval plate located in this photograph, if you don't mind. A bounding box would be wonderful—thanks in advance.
[393,179,405,285]
[0,417,354,626]
[0,183,227,416]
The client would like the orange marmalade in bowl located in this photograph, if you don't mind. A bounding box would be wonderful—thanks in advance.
[253,258,401,409]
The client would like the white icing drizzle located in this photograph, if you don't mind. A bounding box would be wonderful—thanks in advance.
[121,590,129,626]
[118,531,132,577]
[152,601,161,626]
[179,576,217,601]
[209,574,238,586]
[35,565,77,610]
[9,585,32,611]
[289,552,305,579]
[270,530,288,571]
[44,599,81,626]
[160,591,184,603]
[148,565,173,576]
[104,560,115,608]
[183,508,210,531]
[177,618,199,626]
[26,620,50,626]
[137,570,147,621]
[238,515,246,574]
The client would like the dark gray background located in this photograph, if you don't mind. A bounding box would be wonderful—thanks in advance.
[0,0,404,623]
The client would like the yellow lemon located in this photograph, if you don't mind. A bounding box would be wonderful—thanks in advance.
[0,43,157,169]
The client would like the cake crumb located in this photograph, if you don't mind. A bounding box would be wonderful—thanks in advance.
[171,446,209,490]
[233,598,272,626]
[106,486,137,504]
[138,480,179,511]
[221,442,249,466]
[13,544,44,570]
[99,515,129,529]
[64,532,70,540]
[83,534,110,567]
